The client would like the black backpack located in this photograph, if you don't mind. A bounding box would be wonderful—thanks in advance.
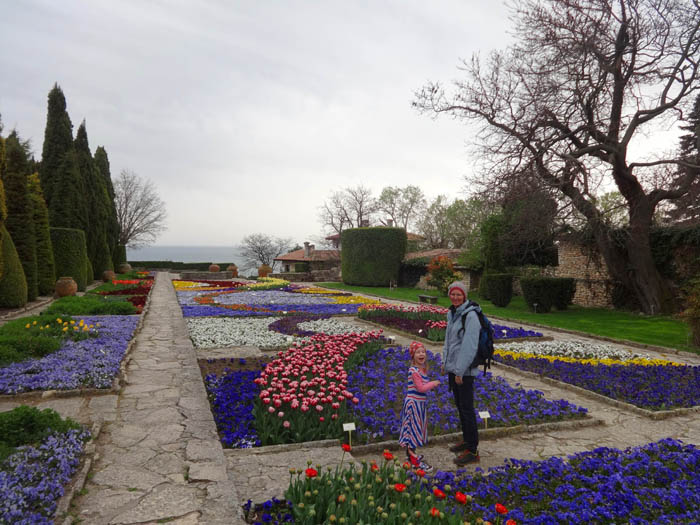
[458,301,495,375]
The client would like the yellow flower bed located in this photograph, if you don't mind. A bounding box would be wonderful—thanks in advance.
[172,280,212,290]
[494,349,682,367]
[246,277,289,288]
[331,295,382,305]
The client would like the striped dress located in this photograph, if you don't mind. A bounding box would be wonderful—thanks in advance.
[398,366,434,449]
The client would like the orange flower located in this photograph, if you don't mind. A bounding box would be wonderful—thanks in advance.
[495,503,508,515]
[305,467,318,478]
[383,450,394,461]
[402,461,412,470]
[433,487,446,500]
[415,468,426,477]
[394,483,407,492]
[430,507,440,517]
[506,520,517,525]
[455,491,468,504]
[342,443,351,452]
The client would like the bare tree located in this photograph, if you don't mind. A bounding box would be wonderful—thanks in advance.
[318,185,377,235]
[415,195,451,249]
[239,233,292,271]
[114,169,167,247]
[414,0,700,314]
[376,185,426,230]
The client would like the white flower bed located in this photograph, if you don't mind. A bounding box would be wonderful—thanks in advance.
[296,318,359,335]
[187,317,291,348]
[497,339,652,361]
[208,290,334,306]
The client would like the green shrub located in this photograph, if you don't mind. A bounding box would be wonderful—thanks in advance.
[486,273,513,307]
[0,406,81,462]
[681,277,700,347]
[399,258,429,287]
[294,262,310,273]
[341,227,407,286]
[0,224,28,308]
[113,244,127,268]
[478,273,490,301]
[426,256,462,295]
[50,227,88,291]
[43,295,137,315]
[85,251,94,285]
[553,277,576,310]
[0,335,61,366]
[520,277,556,313]
[28,174,56,296]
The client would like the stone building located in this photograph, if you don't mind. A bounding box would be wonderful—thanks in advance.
[272,242,340,282]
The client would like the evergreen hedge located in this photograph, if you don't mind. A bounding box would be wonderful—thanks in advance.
[0,225,28,308]
[520,276,576,313]
[486,273,514,307]
[28,174,56,295]
[341,227,407,286]
[113,244,127,268]
[50,227,88,291]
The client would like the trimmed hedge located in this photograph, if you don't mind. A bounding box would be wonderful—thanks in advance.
[43,295,137,315]
[129,260,236,271]
[521,276,576,313]
[50,227,88,291]
[0,225,28,308]
[341,227,407,286]
[486,273,513,307]
[28,174,56,296]
[0,406,80,462]
[113,244,127,268]
[478,273,491,301]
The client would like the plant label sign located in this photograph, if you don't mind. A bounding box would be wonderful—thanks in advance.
[479,411,491,429]
[343,422,356,431]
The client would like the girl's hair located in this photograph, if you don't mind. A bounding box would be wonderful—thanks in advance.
[409,341,429,372]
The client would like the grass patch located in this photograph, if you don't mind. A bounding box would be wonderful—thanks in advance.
[317,282,696,353]
[43,295,137,316]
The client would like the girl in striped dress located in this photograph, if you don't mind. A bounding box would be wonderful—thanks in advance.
[398,341,440,471]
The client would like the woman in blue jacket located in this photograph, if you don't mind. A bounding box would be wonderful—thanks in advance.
[441,281,480,465]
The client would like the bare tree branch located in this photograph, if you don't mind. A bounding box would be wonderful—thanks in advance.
[114,169,167,248]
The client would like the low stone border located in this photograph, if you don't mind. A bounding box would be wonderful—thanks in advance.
[354,317,553,347]
[54,420,102,525]
[223,416,603,458]
[496,360,700,420]
[0,296,54,322]
[0,285,155,402]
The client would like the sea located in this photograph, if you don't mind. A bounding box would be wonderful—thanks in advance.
[126,245,246,265]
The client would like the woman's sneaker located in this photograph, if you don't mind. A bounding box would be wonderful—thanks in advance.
[454,449,480,466]
[449,441,469,453]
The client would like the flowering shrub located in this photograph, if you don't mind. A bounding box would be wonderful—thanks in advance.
[495,350,700,410]
[426,255,462,295]
[0,427,91,524]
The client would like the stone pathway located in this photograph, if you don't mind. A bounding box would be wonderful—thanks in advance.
[1,274,699,523]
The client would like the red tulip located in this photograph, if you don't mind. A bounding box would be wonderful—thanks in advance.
[342,443,351,452]
[415,469,426,477]
[430,507,440,517]
[506,520,517,525]
[495,503,508,515]
[455,491,468,504]
[305,468,318,478]
[383,450,394,461]
[394,483,407,492]
[433,488,446,500]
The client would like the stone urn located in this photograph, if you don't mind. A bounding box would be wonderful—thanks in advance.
[258,264,272,278]
[227,264,238,278]
[118,263,132,274]
[55,276,78,298]
[209,264,220,272]
[103,270,116,282]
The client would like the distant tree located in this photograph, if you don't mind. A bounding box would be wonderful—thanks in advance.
[414,0,700,314]
[415,195,450,249]
[114,169,167,247]
[74,121,112,274]
[319,185,377,236]
[2,131,37,300]
[94,146,120,261]
[39,84,75,211]
[239,233,293,271]
[376,186,426,230]
[27,173,55,295]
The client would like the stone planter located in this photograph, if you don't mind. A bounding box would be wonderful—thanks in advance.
[118,263,132,274]
[209,264,220,272]
[55,276,78,298]
[227,264,238,278]
[103,270,116,282]
[258,264,272,278]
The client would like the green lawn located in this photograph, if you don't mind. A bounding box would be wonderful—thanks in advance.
[318,282,697,354]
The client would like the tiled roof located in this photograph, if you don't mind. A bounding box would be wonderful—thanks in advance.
[274,249,340,262]
[404,248,462,261]
[325,231,425,240]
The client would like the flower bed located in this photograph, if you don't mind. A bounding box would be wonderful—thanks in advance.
[358,304,543,342]
[204,340,587,449]
[248,438,700,524]
[176,280,379,318]
[0,315,140,394]
[1,427,91,524]
[494,347,700,410]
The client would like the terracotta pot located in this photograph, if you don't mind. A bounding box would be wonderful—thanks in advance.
[258,264,272,278]
[227,264,238,278]
[103,270,116,282]
[209,264,220,272]
[118,263,132,273]
[55,276,78,298]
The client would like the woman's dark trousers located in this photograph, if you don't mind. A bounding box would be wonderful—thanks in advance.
[449,373,479,453]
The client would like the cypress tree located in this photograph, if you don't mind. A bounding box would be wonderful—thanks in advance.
[39,84,75,210]
[48,149,86,229]
[28,173,56,295]
[94,146,120,266]
[2,131,37,301]
[0,224,28,307]
[0,132,6,281]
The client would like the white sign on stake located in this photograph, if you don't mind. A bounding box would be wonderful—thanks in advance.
[478,410,491,429]
[342,422,356,431]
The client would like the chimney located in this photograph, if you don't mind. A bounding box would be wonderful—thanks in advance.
[309,244,315,256]
[361,219,369,227]
[386,219,393,227]
[303,241,311,257]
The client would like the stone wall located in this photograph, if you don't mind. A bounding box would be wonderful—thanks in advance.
[554,240,613,308]
[179,271,233,280]
[271,266,341,283]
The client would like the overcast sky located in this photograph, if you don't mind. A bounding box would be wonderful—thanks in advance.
[0,0,514,246]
